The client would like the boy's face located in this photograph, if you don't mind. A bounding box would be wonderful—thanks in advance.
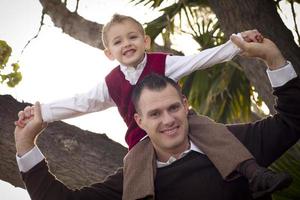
[104,20,151,68]
[134,84,190,161]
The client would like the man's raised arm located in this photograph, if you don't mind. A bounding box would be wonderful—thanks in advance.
[228,36,299,166]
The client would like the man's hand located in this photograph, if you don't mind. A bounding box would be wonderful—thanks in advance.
[14,102,47,156]
[231,35,287,70]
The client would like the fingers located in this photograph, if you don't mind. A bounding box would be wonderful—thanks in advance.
[15,102,44,130]
[15,105,35,128]
[33,102,42,121]
[241,29,264,43]
[230,35,247,51]
[33,101,47,130]
[24,106,33,118]
[255,34,264,43]
[14,120,25,128]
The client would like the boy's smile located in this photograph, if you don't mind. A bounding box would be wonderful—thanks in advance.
[104,20,151,68]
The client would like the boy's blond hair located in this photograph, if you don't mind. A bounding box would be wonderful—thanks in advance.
[102,14,145,48]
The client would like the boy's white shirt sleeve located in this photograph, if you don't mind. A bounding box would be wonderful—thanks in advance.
[17,63,298,173]
[41,80,116,122]
[165,34,242,81]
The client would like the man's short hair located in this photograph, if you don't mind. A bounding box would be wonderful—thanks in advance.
[132,73,183,113]
[102,14,145,48]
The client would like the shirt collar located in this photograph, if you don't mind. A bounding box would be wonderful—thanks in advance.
[119,53,147,85]
[157,140,203,168]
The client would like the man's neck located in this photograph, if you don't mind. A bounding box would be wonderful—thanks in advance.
[156,141,190,162]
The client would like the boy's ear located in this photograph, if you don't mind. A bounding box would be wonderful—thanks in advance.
[104,48,115,61]
[144,35,151,50]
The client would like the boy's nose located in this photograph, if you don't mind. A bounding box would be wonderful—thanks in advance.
[123,39,131,47]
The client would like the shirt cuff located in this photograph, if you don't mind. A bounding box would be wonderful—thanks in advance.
[266,61,297,88]
[41,104,53,122]
[230,33,243,53]
[16,146,45,172]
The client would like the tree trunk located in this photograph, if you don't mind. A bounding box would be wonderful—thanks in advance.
[207,0,300,114]
[0,95,126,188]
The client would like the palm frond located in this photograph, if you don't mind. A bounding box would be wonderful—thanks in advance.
[271,142,300,200]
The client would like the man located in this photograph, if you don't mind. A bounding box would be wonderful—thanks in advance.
[15,36,299,200]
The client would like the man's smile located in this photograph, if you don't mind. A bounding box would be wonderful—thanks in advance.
[160,125,180,136]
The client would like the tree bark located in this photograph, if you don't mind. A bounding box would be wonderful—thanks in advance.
[0,95,126,188]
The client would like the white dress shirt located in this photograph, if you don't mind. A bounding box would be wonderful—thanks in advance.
[17,62,298,172]
[41,37,242,123]
[157,141,203,168]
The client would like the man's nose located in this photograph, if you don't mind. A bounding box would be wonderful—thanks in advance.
[161,112,175,125]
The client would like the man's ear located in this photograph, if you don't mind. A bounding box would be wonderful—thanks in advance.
[104,48,115,61]
[144,35,151,51]
[182,96,189,115]
[134,113,143,128]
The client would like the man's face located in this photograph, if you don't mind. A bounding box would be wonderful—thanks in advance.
[104,20,150,68]
[134,84,190,159]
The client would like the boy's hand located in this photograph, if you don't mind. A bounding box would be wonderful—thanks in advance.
[241,29,264,43]
[15,105,35,128]
[14,102,47,156]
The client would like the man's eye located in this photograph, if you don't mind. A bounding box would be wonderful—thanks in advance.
[170,105,180,112]
[150,112,159,118]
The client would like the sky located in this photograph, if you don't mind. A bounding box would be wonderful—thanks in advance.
[0,0,298,199]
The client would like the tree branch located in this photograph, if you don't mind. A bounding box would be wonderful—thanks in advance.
[0,95,126,188]
[290,0,300,45]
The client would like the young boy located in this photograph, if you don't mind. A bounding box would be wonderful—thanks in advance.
[16,14,291,199]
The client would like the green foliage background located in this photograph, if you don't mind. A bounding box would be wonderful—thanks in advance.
[0,40,22,88]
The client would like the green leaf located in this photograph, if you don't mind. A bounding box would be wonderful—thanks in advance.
[0,40,12,68]
[271,142,300,199]
[0,40,22,88]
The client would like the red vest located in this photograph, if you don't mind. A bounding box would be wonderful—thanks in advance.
[105,53,167,149]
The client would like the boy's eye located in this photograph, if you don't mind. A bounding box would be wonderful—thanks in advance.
[113,40,121,45]
[129,35,138,40]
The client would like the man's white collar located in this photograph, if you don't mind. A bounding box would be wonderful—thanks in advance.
[157,141,204,168]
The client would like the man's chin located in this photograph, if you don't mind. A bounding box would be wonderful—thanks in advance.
[165,140,186,151]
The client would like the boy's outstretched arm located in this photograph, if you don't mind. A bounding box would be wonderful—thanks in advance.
[165,29,263,81]
[15,81,116,127]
